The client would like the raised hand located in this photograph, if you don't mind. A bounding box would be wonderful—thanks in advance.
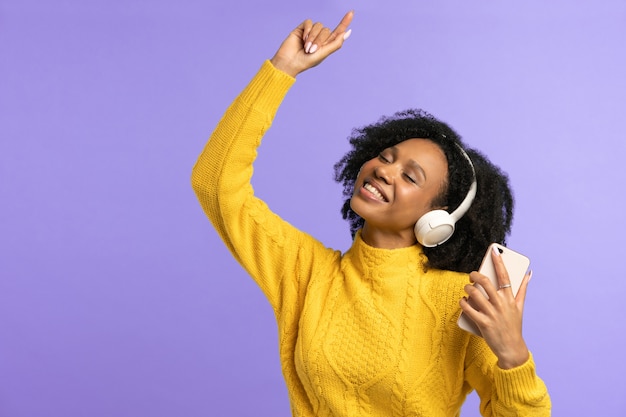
[270,11,353,78]
[459,246,531,369]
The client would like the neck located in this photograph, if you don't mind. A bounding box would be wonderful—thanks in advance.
[360,223,418,249]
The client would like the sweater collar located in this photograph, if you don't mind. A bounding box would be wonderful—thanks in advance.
[345,230,429,280]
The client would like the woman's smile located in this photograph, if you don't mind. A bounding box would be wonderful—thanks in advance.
[361,180,388,202]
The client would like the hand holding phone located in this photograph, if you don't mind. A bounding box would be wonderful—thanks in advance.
[457,243,530,337]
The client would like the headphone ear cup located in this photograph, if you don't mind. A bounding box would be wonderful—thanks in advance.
[414,210,456,247]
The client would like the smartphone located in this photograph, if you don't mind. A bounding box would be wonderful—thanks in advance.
[457,243,530,337]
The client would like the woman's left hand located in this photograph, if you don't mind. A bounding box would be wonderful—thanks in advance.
[459,247,531,369]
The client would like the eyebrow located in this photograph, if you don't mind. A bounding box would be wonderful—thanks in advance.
[389,146,427,182]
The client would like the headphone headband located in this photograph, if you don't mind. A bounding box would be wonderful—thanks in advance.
[449,144,477,222]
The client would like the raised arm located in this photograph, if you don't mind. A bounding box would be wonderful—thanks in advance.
[191,13,353,309]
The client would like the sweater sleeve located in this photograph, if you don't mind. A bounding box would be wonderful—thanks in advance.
[465,338,551,416]
[191,60,339,311]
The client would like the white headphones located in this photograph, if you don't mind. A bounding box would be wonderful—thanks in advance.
[414,144,477,247]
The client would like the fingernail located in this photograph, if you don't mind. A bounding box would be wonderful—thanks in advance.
[492,245,500,256]
[343,29,352,41]
[304,41,312,53]
[309,44,318,54]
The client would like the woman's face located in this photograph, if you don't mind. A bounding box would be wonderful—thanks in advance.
[350,138,449,245]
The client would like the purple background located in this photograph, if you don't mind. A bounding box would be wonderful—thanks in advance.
[1,1,625,416]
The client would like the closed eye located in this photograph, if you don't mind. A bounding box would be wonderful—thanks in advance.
[403,173,417,184]
[378,153,391,163]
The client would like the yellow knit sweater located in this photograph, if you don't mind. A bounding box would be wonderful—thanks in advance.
[192,61,550,417]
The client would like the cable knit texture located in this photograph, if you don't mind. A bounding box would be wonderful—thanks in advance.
[192,60,551,417]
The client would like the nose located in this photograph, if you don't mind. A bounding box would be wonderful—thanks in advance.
[374,164,393,185]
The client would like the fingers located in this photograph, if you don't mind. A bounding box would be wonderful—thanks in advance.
[272,11,353,77]
[304,10,354,54]
[301,19,313,42]
[491,246,513,293]
[464,261,532,319]
[304,23,332,54]
[465,273,496,311]
[329,10,354,41]
[469,271,498,302]
[459,296,485,326]
[514,270,532,310]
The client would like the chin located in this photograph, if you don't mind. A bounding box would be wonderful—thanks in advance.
[349,196,364,219]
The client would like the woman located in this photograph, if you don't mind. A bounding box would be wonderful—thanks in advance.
[192,11,550,416]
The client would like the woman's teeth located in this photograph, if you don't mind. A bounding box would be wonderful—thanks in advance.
[364,183,386,202]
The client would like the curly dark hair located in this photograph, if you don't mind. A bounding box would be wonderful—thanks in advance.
[333,109,514,273]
